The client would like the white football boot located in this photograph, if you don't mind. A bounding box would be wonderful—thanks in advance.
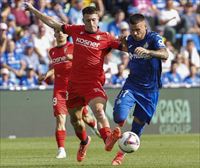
[56,147,66,159]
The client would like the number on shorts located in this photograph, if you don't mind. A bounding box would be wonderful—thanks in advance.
[118,90,129,98]
[53,97,57,106]
[66,91,69,100]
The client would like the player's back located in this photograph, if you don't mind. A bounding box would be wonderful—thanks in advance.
[49,42,73,89]
[126,31,165,92]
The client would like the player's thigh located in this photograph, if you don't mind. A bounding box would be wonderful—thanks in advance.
[56,114,66,126]
[134,91,159,124]
[113,89,136,122]
[89,97,107,114]
[68,106,84,123]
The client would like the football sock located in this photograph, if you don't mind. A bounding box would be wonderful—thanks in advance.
[131,121,145,137]
[55,130,66,148]
[76,130,88,143]
[99,127,111,142]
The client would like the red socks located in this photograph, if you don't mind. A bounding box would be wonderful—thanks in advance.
[99,127,111,142]
[75,129,88,142]
[55,130,66,148]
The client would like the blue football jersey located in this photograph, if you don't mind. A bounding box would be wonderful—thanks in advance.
[126,31,166,92]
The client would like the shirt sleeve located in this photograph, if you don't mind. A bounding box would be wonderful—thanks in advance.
[152,34,166,49]
[107,33,121,49]
[61,24,83,36]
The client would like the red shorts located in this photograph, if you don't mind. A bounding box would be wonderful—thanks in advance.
[53,89,89,116]
[66,81,107,108]
[53,90,68,116]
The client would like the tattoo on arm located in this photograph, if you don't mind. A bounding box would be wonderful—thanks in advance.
[148,48,168,60]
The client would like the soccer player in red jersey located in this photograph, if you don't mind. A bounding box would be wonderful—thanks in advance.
[39,29,99,159]
[25,3,122,162]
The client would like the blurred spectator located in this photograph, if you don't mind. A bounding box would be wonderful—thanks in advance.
[51,1,69,23]
[111,63,126,86]
[196,4,200,27]
[180,39,200,68]
[162,40,176,73]
[108,9,126,37]
[20,65,39,88]
[0,68,15,88]
[1,39,26,84]
[68,0,84,24]
[6,14,17,39]
[183,64,200,86]
[93,0,105,18]
[120,52,130,78]
[119,21,130,37]
[103,52,118,85]
[32,25,51,65]
[0,1,11,23]
[162,60,182,86]
[152,0,181,11]
[0,23,8,56]
[175,53,190,80]
[129,0,156,30]
[22,43,41,75]
[179,2,200,34]
[11,0,31,27]
[158,0,181,44]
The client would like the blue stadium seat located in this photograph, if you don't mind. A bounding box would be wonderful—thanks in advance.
[182,34,200,52]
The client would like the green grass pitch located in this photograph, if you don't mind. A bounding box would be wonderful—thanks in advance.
[0,134,199,168]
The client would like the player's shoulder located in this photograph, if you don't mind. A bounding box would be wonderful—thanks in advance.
[63,24,85,32]
[147,31,162,40]
[66,41,73,47]
[98,31,111,37]
[49,47,56,55]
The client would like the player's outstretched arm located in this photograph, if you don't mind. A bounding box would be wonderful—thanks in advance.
[23,2,62,31]
[135,47,168,60]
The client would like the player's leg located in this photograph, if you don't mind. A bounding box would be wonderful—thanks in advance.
[55,114,67,159]
[113,89,136,127]
[112,91,159,165]
[68,106,91,162]
[53,92,68,159]
[89,97,121,151]
[112,116,146,165]
[82,106,101,137]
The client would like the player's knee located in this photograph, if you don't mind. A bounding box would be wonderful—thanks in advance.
[71,117,83,129]
[56,115,66,130]
[94,107,106,120]
[113,110,126,125]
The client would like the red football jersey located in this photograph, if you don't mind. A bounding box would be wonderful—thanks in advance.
[62,25,120,84]
[49,42,73,90]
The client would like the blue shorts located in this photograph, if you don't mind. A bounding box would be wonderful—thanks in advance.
[113,85,159,124]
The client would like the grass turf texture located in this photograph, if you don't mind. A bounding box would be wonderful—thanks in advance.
[0,134,199,168]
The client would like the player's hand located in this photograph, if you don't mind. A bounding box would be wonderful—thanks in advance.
[134,47,151,58]
[38,74,46,83]
[23,2,34,11]
[119,35,128,52]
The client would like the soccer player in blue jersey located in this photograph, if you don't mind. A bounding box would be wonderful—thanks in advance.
[111,14,169,166]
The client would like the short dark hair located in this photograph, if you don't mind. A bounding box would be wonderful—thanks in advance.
[187,39,193,44]
[82,6,98,16]
[129,14,145,25]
